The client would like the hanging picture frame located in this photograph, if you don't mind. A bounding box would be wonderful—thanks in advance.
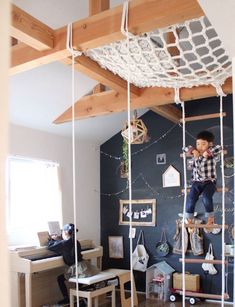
[156,153,166,165]
[162,165,181,187]
[108,236,124,259]
[119,199,156,226]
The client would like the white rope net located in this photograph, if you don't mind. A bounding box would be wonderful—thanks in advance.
[85,16,231,89]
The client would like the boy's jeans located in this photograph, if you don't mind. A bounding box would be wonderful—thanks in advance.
[185,181,216,218]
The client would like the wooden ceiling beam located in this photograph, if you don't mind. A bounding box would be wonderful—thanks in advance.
[150,105,181,123]
[11,4,54,51]
[11,0,204,74]
[61,56,141,98]
[53,77,232,123]
[93,83,105,94]
[11,37,18,46]
[89,0,110,16]
[73,0,204,50]
[10,42,70,75]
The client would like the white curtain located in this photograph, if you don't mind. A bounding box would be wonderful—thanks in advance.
[7,156,62,246]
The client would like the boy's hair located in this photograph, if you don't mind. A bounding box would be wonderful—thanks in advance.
[196,130,214,143]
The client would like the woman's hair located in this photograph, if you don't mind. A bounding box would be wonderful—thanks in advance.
[196,130,215,143]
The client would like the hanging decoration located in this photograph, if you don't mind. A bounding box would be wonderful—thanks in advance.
[121,111,149,144]
[100,122,178,161]
[120,139,129,178]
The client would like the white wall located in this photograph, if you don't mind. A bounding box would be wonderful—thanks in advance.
[9,124,100,244]
[0,0,10,306]
[198,0,235,58]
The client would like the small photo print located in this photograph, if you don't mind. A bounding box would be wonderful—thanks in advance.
[156,153,166,165]
[129,228,136,238]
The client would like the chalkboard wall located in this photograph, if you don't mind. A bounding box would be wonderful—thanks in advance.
[100,95,234,301]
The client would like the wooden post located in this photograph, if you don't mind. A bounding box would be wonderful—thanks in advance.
[0,0,10,307]
[232,57,235,306]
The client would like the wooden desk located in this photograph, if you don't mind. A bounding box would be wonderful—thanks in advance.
[10,240,103,307]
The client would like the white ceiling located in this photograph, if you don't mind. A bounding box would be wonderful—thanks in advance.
[10,0,146,144]
[198,0,235,59]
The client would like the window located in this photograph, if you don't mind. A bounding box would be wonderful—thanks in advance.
[8,156,62,246]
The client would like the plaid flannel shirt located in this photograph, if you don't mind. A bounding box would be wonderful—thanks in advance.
[189,145,222,182]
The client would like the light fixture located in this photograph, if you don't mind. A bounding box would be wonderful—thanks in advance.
[121,111,148,144]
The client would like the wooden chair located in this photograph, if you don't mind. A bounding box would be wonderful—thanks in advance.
[69,271,116,307]
[104,269,138,307]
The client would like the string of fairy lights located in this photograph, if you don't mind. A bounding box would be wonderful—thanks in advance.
[100,123,233,162]
[96,171,184,199]
[100,123,179,160]
[98,121,234,199]
[97,170,233,199]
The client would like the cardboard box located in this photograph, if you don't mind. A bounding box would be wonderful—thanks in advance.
[173,272,200,292]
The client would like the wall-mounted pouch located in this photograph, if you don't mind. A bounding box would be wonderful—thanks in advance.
[156,229,170,257]
[132,230,149,272]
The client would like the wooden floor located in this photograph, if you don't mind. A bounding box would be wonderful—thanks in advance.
[101,293,222,306]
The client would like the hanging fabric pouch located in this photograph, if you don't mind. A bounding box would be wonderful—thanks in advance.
[202,243,217,275]
[132,230,149,272]
[156,229,170,257]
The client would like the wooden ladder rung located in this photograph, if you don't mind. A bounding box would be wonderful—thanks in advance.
[179,258,228,265]
[183,224,228,229]
[182,187,228,193]
[175,289,229,300]
[180,149,227,157]
[180,112,226,123]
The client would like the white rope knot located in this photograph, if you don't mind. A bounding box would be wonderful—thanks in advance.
[66,23,82,57]
[213,83,226,97]
[174,88,183,105]
[121,1,129,37]
[121,0,135,38]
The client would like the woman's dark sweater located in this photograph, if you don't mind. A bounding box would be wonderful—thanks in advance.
[47,237,83,266]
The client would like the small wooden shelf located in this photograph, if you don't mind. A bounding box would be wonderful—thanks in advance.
[180,112,226,123]
[179,258,228,265]
[175,289,229,300]
[182,187,228,193]
[182,224,228,229]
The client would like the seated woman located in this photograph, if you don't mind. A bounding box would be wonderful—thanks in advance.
[47,223,99,305]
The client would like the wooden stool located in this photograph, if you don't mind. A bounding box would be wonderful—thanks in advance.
[69,271,116,307]
[104,269,138,307]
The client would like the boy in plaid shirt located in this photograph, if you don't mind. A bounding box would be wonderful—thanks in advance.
[184,131,222,231]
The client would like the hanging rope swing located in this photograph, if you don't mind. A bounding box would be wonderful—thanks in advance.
[66,0,233,306]
[119,1,231,306]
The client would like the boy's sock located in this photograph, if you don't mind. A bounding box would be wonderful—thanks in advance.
[187,218,193,224]
[204,216,214,233]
